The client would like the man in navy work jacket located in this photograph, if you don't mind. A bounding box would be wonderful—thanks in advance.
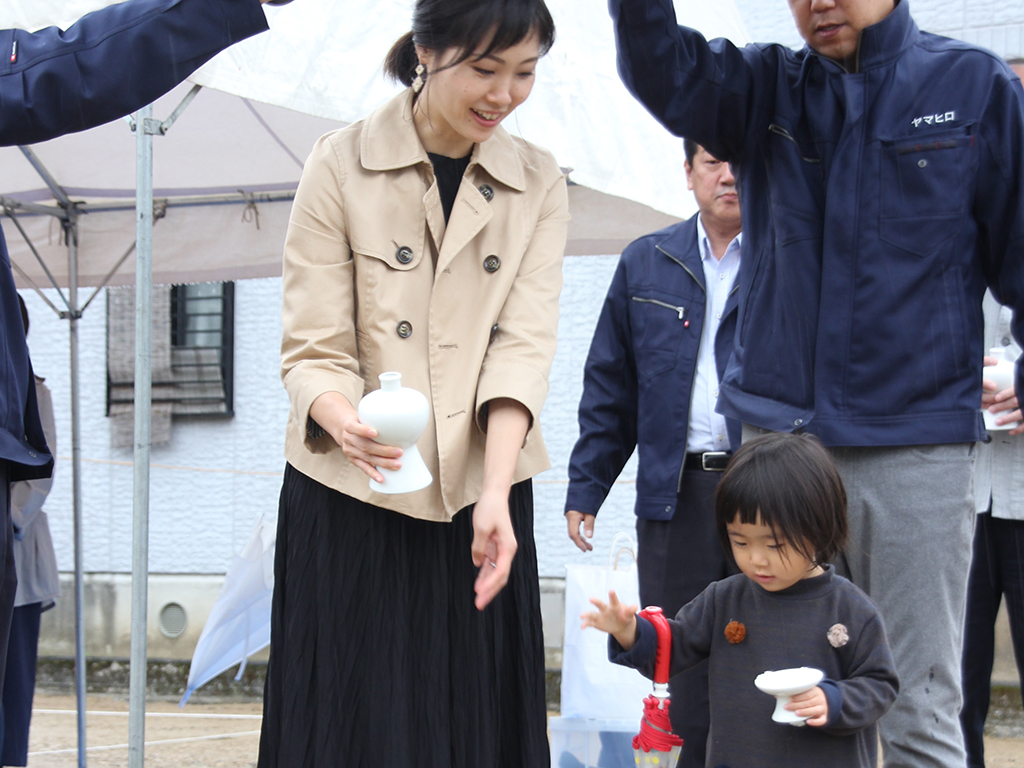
[0,0,280,693]
[566,139,741,768]
[607,1,1024,766]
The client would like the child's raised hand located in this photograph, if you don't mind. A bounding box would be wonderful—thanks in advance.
[581,590,639,650]
[786,685,829,727]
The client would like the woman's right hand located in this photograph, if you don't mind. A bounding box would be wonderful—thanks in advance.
[309,391,403,483]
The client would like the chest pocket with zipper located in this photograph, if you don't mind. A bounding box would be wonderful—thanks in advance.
[629,294,690,378]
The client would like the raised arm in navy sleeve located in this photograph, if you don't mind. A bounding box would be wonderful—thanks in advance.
[607,0,767,162]
[0,0,269,146]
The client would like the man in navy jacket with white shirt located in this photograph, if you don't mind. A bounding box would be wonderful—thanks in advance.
[0,0,280,694]
[566,140,741,768]
[608,0,1024,765]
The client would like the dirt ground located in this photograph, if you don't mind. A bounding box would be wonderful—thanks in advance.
[25,693,1024,767]
[29,694,262,768]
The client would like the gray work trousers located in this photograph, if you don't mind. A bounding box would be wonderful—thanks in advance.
[833,443,975,768]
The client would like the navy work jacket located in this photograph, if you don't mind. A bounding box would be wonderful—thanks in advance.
[0,0,268,479]
[565,215,740,521]
[610,0,1024,447]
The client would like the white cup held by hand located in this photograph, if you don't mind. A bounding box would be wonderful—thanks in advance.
[357,372,432,494]
[754,667,825,726]
[981,347,1021,431]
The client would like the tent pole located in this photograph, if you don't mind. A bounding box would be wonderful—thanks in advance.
[128,103,154,768]
[67,214,88,768]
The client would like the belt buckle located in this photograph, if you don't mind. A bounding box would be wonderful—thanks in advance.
[701,451,730,472]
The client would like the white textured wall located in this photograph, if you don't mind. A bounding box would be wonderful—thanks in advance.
[23,278,289,578]
[23,260,639,582]
[733,0,1024,58]
[534,255,641,578]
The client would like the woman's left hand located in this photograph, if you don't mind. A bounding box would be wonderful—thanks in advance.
[471,488,518,611]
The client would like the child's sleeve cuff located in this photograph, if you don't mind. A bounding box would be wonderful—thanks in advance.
[608,615,657,668]
[819,678,844,728]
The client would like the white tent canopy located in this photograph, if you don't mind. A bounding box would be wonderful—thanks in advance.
[2,84,338,289]
[4,0,749,292]
[9,0,749,224]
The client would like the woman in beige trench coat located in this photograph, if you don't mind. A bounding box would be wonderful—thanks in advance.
[257,1,567,766]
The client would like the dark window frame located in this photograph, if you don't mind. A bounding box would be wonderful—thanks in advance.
[106,281,235,418]
[169,281,235,416]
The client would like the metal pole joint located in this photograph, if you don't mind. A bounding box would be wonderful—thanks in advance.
[142,117,165,136]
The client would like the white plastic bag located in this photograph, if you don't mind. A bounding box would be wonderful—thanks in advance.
[560,533,653,719]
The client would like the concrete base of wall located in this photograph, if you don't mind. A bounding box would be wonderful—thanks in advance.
[39,573,1020,700]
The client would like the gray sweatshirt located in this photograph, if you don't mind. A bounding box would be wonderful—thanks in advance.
[611,566,899,768]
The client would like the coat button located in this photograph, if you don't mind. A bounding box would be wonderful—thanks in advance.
[917,159,928,168]
[484,255,501,273]
[490,323,499,341]
[396,321,413,338]
[395,246,413,264]
[478,184,494,202]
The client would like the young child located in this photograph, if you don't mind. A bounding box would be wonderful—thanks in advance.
[583,433,899,768]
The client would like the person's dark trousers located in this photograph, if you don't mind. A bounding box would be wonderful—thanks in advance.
[960,510,1024,768]
[0,460,12,698]
[1,603,42,766]
[635,468,733,768]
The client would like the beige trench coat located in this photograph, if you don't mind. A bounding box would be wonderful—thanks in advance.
[281,90,569,522]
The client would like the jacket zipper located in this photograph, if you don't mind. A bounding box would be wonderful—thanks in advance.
[670,277,740,494]
[654,244,706,495]
[768,124,822,164]
[630,296,687,320]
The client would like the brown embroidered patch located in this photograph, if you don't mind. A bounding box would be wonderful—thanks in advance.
[725,620,746,644]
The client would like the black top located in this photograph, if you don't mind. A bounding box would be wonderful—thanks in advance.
[429,152,472,224]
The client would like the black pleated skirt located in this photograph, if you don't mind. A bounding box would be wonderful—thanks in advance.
[257,465,550,768]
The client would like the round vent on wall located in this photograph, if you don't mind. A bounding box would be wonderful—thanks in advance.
[158,602,188,639]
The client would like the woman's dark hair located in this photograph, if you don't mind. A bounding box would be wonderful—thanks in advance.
[384,0,556,87]
[714,432,848,567]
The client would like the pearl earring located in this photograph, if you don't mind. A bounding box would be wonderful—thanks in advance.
[412,63,425,94]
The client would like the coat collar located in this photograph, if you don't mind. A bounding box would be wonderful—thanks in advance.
[360,90,526,192]
[807,0,917,73]
[654,214,703,285]
[855,0,917,72]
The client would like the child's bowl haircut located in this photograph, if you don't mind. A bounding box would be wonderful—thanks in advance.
[714,432,848,566]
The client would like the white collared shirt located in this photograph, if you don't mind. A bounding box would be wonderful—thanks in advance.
[686,215,742,453]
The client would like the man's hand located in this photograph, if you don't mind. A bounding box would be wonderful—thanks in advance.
[581,590,638,650]
[787,685,829,727]
[982,355,1023,435]
[566,510,596,552]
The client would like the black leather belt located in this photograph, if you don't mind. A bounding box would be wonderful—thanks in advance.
[683,451,732,472]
